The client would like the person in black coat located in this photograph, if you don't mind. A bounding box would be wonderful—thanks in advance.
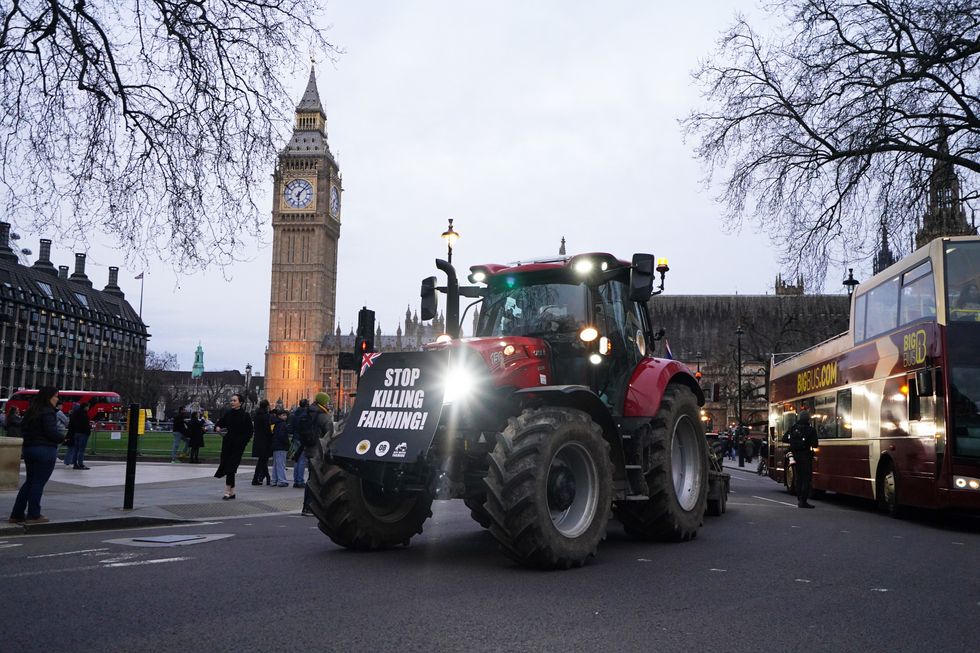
[782,411,820,509]
[186,412,206,463]
[65,401,92,470]
[270,409,290,487]
[250,399,272,486]
[8,386,61,524]
[214,394,253,499]
[5,407,22,438]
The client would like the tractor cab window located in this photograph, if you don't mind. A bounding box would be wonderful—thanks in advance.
[477,282,588,338]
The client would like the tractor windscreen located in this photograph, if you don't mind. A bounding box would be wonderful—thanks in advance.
[477,281,588,338]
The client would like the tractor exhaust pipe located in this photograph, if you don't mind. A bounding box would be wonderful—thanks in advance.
[435,258,460,339]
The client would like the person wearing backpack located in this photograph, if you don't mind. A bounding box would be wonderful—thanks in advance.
[288,398,314,489]
[781,411,819,509]
[299,392,334,515]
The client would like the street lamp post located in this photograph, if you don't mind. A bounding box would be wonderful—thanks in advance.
[735,325,745,468]
[441,218,460,265]
[843,268,859,296]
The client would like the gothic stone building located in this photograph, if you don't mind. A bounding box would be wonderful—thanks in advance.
[0,223,148,399]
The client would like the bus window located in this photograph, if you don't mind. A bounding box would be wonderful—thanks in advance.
[907,376,921,422]
[900,261,936,325]
[836,389,852,438]
[854,293,867,342]
[950,366,980,458]
[865,276,900,338]
[946,241,980,323]
[813,393,836,439]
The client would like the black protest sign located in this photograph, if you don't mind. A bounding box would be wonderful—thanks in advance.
[333,350,448,463]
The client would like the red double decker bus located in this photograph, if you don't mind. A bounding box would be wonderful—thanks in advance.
[6,390,123,423]
[767,236,980,513]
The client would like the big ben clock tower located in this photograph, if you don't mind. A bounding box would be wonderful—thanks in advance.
[265,67,342,408]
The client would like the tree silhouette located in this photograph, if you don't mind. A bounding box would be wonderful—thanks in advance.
[685,0,979,283]
[0,0,334,268]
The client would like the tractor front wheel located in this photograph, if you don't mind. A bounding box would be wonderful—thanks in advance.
[484,407,614,569]
[307,441,433,550]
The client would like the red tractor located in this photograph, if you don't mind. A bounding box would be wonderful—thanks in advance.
[309,252,727,569]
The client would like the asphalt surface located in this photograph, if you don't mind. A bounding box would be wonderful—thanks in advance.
[1,460,978,652]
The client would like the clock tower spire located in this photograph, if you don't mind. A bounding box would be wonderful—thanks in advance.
[265,66,343,408]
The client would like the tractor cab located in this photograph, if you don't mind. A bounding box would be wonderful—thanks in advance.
[430,252,668,414]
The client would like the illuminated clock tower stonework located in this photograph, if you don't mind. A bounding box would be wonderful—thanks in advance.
[265,68,342,408]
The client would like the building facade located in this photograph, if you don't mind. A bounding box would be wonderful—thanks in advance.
[0,223,148,399]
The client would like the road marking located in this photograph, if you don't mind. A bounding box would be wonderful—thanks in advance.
[709,568,727,572]
[0,543,23,549]
[795,579,812,583]
[637,558,652,562]
[952,542,964,546]
[840,530,850,534]
[103,556,190,568]
[752,495,797,507]
[28,548,109,559]
[871,588,889,592]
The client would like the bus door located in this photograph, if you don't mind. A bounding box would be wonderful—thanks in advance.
[900,369,941,506]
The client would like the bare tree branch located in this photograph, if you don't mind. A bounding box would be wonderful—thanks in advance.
[683,0,980,285]
[0,0,336,269]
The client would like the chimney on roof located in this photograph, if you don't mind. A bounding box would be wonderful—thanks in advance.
[103,266,125,298]
[0,222,17,263]
[31,238,58,277]
[58,265,69,279]
[70,253,93,287]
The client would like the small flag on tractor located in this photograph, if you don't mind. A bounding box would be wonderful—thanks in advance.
[360,352,381,376]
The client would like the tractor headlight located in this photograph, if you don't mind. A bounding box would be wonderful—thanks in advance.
[443,366,477,404]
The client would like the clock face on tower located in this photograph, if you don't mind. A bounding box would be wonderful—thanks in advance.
[329,186,341,217]
[283,178,314,209]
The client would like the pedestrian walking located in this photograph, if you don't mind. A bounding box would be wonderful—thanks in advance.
[64,401,92,470]
[186,412,206,463]
[7,386,61,524]
[170,407,189,463]
[782,411,819,509]
[288,398,313,489]
[270,408,290,487]
[251,399,272,486]
[300,392,335,516]
[213,394,253,500]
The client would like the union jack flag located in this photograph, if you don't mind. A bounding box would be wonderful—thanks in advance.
[360,352,382,376]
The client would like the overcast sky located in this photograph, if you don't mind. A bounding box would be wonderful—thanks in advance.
[40,1,853,374]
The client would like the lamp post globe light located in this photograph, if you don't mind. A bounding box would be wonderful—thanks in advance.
[441,218,460,265]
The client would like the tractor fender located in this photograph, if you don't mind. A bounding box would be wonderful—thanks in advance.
[513,385,627,484]
[624,358,705,418]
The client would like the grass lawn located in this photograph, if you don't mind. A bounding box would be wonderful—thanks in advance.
[82,430,226,458]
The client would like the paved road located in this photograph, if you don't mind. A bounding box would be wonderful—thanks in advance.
[1,463,977,652]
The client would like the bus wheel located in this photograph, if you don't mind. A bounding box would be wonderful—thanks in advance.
[784,460,797,496]
[879,464,903,518]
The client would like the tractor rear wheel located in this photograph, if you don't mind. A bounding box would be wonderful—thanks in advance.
[484,407,614,569]
[614,385,708,541]
[307,440,433,550]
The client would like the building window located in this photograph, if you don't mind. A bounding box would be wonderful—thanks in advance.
[36,281,53,298]
[74,292,89,307]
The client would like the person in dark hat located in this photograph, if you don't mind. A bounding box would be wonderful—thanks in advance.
[781,411,820,508]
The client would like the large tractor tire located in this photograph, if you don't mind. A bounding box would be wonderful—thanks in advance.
[613,385,708,541]
[484,407,614,569]
[307,440,433,550]
[464,495,492,528]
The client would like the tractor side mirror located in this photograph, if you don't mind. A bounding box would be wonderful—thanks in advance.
[629,253,655,301]
[420,276,438,321]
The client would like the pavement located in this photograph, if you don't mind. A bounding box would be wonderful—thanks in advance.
[0,458,307,536]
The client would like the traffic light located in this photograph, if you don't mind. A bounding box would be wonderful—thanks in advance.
[355,307,375,356]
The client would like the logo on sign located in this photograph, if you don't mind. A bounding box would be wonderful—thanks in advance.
[356,440,371,455]
[375,441,391,457]
[392,442,407,458]
[902,329,927,367]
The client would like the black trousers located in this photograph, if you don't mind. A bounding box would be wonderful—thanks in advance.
[253,455,270,483]
[796,454,813,505]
